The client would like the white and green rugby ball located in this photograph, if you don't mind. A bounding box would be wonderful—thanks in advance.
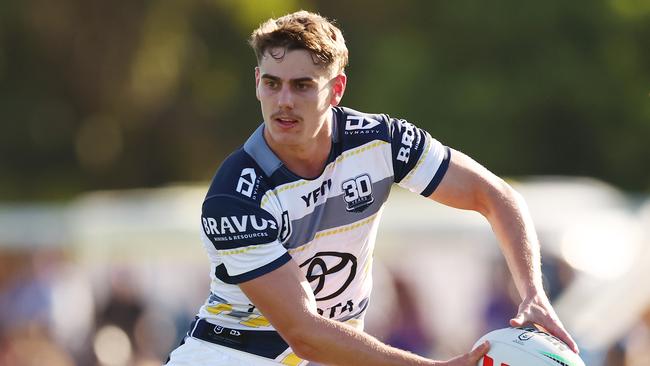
[473,327,585,366]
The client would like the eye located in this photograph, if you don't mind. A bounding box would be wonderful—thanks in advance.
[295,82,312,91]
[264,79,279,89]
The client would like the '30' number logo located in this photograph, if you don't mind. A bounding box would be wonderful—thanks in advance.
[341,174,374,212]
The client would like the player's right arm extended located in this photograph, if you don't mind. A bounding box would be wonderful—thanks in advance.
[239,259,489,366]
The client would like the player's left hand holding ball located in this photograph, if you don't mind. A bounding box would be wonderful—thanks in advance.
[509,294,579,354]
[440,341,490,366]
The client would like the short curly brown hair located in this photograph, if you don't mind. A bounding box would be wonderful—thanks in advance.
[249,10,348,74]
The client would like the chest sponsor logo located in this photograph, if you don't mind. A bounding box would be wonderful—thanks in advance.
[341,174,374,212]
[345,116,380,134]
[317,297,369,319]
[279,210,292,244]
[236,168,259,198]
[202,215,277,241]
[300,252,357,301]
[301,179,332,208]
[396,121,416,163]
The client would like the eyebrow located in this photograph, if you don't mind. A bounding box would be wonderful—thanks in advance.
[260,74,316,83]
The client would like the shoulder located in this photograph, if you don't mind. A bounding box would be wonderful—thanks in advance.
[205,147,267,202]
[202,148,282,249]
[333,106,392,149]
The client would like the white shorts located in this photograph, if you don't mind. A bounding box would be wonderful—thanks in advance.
[165,337,304,366]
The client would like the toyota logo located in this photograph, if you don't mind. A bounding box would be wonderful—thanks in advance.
[299,252,357,301]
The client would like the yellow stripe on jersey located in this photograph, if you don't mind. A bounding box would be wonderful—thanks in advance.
[260,141,389,209]
[239,315,271,328]
[206,303,233,315]
[314,212,378,239]
[281,353,304,366]
[400,134,432,186]
[288,212,379,255]
[335,140,387,164]
[216,245,261,256]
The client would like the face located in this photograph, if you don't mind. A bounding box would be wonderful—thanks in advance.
[255,48,346,149]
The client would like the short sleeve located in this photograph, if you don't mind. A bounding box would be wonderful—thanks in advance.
[201,194,291,284]
[390,118,451,196]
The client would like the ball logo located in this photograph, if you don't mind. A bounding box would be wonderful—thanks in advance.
[236,168,257,197]
[300,252,357,301]
[518,331,534,341]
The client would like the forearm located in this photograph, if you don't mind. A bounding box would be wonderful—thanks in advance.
[482,179,544,299]
[287,313,437,366]
[427,150,545,300]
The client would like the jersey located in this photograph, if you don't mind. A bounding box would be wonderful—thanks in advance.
[195,106,450,364]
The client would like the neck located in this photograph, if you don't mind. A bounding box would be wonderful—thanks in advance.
[264,113,333,179]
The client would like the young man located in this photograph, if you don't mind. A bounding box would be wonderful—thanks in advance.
[165,10,578,366]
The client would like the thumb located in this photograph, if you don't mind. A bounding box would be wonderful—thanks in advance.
[471,341,490,359]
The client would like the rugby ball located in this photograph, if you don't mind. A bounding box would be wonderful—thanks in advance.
[473,327,585,366]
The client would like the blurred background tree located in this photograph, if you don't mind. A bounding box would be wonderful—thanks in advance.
[1,0,649,201]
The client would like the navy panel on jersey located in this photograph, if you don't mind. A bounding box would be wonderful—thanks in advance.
[420,146,451,196]
[390,118,428,183]
[202,194,279,250]
[214,252,292,284]
[336,107,391,150]
[205,147,271,205]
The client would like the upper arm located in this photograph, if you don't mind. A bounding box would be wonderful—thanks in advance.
[389,118,450,196]
[385,117,510,215]
[202,194,291,283]
[427,148,509,215]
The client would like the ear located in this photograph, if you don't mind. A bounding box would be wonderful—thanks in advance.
[329,73,347,106]
[254,67,261,101]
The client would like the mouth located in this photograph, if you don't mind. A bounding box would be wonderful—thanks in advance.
[272,115,300,129]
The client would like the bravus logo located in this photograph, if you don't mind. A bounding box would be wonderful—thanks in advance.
[202,215,277,235]
[395,120,416,163]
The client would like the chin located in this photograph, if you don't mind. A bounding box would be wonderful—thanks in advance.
[266,128,302,146]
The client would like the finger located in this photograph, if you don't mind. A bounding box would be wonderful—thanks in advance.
[509,313,525,327]
[523,315,580,354]
[470,341,490,361]
[542,321,580,354]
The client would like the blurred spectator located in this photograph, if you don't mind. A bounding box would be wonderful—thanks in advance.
[481,258,519,334]
[0,249,74,366]
[384,270,433,356]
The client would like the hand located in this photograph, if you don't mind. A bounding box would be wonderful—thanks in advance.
[438,341,489,366]
[509,294,579,354]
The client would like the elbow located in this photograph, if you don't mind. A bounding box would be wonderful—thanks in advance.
[283,326,319,360]
[478,177,523,218]
[287,336,318,360]
[276,314,322,361]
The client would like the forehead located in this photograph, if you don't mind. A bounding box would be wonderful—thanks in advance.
[258,48,332,80]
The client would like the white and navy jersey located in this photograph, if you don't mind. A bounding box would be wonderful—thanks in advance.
[195,106,449,363]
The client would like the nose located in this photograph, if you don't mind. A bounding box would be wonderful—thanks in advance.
[277,84,294,109]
